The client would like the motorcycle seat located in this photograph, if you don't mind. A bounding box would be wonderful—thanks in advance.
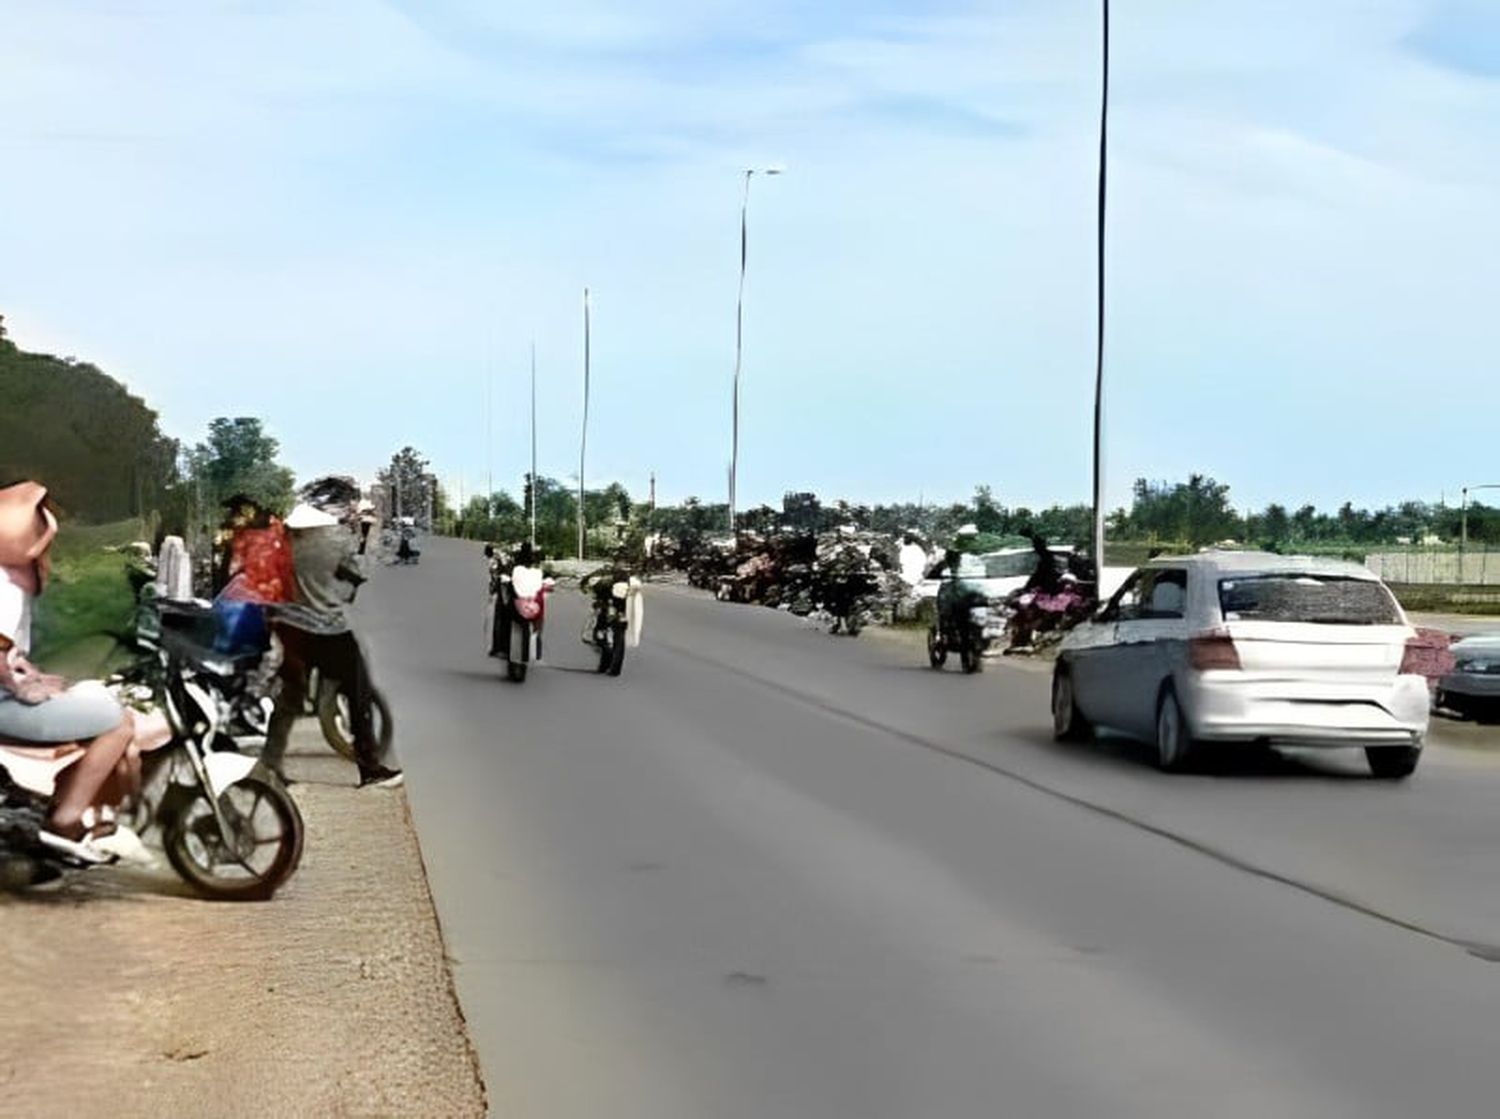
[158,628,262,677]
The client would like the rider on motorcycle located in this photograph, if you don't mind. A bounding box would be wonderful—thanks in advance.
[0,480,138,862]
[925,524,987,632]
[489,541,541,657]
[580,546,635,613]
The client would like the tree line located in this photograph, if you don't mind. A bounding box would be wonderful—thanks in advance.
[448,472,1500,562]
[2,313,298,546]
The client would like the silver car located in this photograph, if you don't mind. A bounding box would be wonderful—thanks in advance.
[1051,552,1431,777]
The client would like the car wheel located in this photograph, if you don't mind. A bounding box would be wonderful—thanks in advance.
[1366,745,1421,779]
[1155,687,1195,772]
[1052,667,1091,743]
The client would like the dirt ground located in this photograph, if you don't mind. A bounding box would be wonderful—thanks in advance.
[0,731,486,1118]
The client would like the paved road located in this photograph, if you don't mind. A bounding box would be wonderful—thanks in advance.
[360,537,1500,1119]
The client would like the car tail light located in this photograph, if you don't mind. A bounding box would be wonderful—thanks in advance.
[1189,631,1241,671]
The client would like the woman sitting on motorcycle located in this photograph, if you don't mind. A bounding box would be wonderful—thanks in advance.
[0,481,136,861]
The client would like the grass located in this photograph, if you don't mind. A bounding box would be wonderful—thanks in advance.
[1388,584,1500,616]
[30,518,148,678]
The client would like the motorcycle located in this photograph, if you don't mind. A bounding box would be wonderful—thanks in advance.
[927,578,1001,674]
[583,576,643,677]
[0,627,304,899]
[156,598,392,764]
[496,564,554,683]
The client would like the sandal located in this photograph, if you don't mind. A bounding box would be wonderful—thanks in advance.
[40,807,121,865]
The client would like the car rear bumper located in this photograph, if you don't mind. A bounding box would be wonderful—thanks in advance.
[1182,673,1430,747]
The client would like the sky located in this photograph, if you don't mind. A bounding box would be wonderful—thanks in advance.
[2,0,1497,516]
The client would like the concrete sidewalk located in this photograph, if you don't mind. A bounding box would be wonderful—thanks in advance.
[0,729,486,1119]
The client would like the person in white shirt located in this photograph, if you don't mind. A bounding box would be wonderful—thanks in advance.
[0,481,136,861]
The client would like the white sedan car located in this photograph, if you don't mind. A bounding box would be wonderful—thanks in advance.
[1050,552,1431,777]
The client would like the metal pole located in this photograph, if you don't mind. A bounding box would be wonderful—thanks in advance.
[731,170,751,538]
[579,288,590,561]
[1462,486,1468,580]
[1091,0,1110,578]
[537,340,543,549]
[485,359,493,508]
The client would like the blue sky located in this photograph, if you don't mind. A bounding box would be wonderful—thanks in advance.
[2,0,1496,514]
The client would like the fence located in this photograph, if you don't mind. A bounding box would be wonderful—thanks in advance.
[1363,550,1500,586]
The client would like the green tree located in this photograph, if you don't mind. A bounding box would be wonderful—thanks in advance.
[192,418,296,516]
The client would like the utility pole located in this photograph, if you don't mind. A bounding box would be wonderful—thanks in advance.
[579,288,590,561]
[650,472,656,513]
[1091,0,1110,577]
[537,340,543,549]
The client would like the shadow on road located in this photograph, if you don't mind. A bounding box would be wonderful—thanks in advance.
[1001,725,1373,781]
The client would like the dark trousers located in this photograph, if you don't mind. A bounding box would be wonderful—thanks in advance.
[263,626,382,777]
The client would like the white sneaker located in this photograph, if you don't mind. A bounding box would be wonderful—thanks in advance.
[38,828,118,865]
[93,825,154,866]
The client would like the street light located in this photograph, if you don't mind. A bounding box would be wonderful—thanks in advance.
[729,165,784,537]
[1461,483,1500,573]
[1091,0,1110,577]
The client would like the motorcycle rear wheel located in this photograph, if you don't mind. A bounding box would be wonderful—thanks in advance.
[317,683,393,763]
[960,639,984,674]
[164,775,304,901]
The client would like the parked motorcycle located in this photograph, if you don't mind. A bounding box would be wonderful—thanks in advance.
[584,576,643,677]
[497,564,554,683]
[927,580,1000,674]
[157,599,392,763]
[0,628,304,899]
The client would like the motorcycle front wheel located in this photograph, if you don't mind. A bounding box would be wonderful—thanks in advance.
[927,628,947,669]
[163,774,304,901]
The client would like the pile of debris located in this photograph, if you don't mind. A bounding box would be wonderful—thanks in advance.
[666,526,905,627]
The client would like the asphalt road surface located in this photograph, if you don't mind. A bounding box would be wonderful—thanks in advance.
[359,537,1500,1119]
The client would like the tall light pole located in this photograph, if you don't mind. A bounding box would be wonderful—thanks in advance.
[730,166,784,537]
[537,340,543,549]
[1091,0,1110,576]
[1461,483,1500,576]
[579,288,591,561]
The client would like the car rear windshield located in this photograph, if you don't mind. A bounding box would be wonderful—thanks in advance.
[1218,574,1401,625]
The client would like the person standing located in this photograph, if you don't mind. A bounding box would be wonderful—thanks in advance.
[262,491,401,788]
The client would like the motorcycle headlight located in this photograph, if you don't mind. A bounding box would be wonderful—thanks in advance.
[612,581,630,599]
